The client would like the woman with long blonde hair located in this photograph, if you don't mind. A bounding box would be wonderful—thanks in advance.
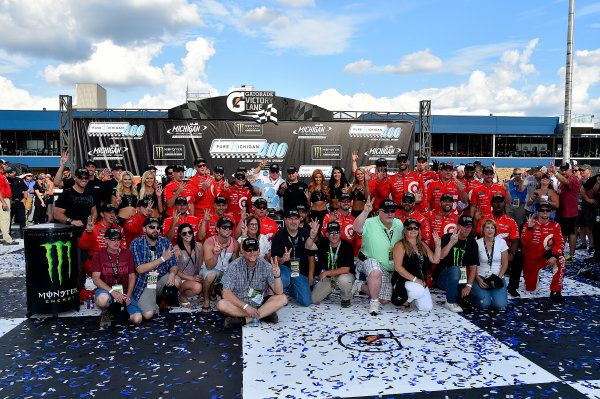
[111,171,139,225]
[138,170,163,218]
[350,167,371,217]
[305,169,330,228]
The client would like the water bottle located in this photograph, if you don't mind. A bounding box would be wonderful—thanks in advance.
[596,208,600,223]
[248,317,259,327]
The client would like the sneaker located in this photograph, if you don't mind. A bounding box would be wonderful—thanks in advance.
[351,280,363,297]
[549,291,565,303]
[99,311,111,328]
[577,266,593,278]
[443,301,463,313]
[341,299,351,308]
[224,317,246,329]
[261,312,279,324]
[507,288,520,298]
[565,254,575,263]
[589,247,595,255]
[368,299,380,315]
[2,240,18,246]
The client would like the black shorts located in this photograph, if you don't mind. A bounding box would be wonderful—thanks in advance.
[576,212,593,229]
[557,216,577,236]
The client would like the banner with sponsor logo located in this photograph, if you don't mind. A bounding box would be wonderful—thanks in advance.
[72,118,414,181]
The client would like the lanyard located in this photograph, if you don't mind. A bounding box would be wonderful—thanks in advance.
[182,244,197,275]
[217,237,230,267]
[328,243,341,270]
[288,235,299,258]
[485,239,495,273]
[106,249,120,280]
[384,229,394,248]
[246,262,257,288]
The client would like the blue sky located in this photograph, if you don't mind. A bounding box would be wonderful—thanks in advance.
[0,0,598,117]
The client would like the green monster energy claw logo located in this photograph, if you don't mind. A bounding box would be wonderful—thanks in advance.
[314,146,323,158]
[453,247,465,266]
[41,241,72,285]
[155,146,164,158]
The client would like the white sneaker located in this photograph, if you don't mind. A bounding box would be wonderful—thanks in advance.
[444,301,463,313]
[369,299,380,315]
[351,279,363,297]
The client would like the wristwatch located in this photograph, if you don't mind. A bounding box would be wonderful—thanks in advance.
[66,217,72,225]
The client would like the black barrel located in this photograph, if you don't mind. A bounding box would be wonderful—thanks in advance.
[24,223,79,316]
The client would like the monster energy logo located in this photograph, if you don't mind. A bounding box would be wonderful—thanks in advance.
[41,241,72,285]
[452,247,465,266]
[155,146,164,158]
[314,146,323,158]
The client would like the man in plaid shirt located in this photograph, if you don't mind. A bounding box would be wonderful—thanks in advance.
[131,217,179,319]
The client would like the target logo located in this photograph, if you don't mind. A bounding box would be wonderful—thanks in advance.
[444,223,457,234]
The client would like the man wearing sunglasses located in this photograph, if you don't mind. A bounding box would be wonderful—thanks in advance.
[131,217,179,319]
[388,152,427,213]
[305,221,356,307]
[164,165,194,217]
[198,195,236,241]
[249,198,279,241]
[55,167,99,290]
[503,168,527,228]
[222,168,253,224]
[321,193,359,256]
[425,194,459,250]
[252,161,285,214]
[470,166,506,221]
[163,196,200,244]
[396,192,431,247]
[427,163,468,215]
[217,238,286,328]
[352,198,404,315]
[190,158,214,216]
[521,202,566,303]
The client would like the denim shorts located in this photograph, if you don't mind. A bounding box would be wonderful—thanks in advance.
[95,288,142,315]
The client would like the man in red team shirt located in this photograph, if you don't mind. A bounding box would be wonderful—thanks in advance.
[425,194,458,249]
[163,197,200,244]
[123,198,152,247]
[79,203,125,276]
[250,197,279,240]
[388,152,427,212]
[320,193,359,255]
[415,156,437,184]
[457,163,482,215]
[396,192,431,247]
[190,158,215,217]
[521,202,566,303]
[198,195,235,241]
[427,163,468,214]
[470,166,505,220]
[370,158,391,212]
[476,194,524,298]
[164,165,195,216]
[222,168,253,223]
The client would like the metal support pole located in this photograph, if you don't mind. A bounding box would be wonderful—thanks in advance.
[419,100,432,163]
[59,95,74,166]
[563,0,575,164]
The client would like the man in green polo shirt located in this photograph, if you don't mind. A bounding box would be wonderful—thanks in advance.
[352,198,404,315]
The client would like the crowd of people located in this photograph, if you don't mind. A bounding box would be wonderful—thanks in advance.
[20,150,596,328]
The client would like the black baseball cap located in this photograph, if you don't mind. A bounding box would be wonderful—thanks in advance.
[214,166,225,174]
[483,166,494,174]
[242,238,259,252]
[104,227,122,240]
[416,156,427,162]
[285,208,300,218]
[100,203,117,213]
[287,166,298,174]
[217,216,234,228]
[112,164,125,171]
[402,192,416,203]
[194,158,207,166]
[464,163,475,170]
[458,215,474,227]
[326,221,341,233]
[174,196,188,205]
[440,163,453,170]
[396,152,409,162]
[137,198,150,208]
[5,167,15,173]
[234,169,246,179]
[85,160,97,167]
[173,164,185,172]
[538,201,552,210]
[375,158,388,167]
[404,217,421,228]
[440,193,453,202]
[491,193,505,202]
[254,198,268,207]
[269,164,280,173]
[559,162,571,170]
[143,217,161,227]
[74,168,90,178]
[340,193,351,202]
[296,204,308,212]
[145,164,157,171]
[379,199,396,211]
[214,195,227,205]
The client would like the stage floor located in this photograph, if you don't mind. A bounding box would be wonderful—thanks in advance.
[1,241,599,399]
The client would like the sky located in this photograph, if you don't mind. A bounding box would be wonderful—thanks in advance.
[0,0,598,117]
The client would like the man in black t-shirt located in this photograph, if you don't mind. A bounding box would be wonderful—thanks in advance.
[6,167,27,238]
[278,166,308,213]
[436,214,479,313]
[305,221,355,307]
[100,164,125,205]
[580,174,600,270]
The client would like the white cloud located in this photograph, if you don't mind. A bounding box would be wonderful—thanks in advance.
[344,59,373,74]
[243,6,278,26]
[578,2,600,17]
[0,0,202,61]
[274,0,315,7]
[372,49,443,74]
[0,76,57,110]
[446,41,523,74]
[0,50,31,74]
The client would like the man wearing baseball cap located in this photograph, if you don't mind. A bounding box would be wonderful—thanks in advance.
[470,166,505,220]
[426,163,468,214]
[123,198,153,247]
[424,194,459,250]
[198,195,236,241]
[164,165,194,217]
[352,198,404,315]
[521,202,566,303]
[190,158,214,216]
[278,165,308,213]
[552,161,580,262]
[415,155,437,184]
[5,167,27,239]
[370,158,392,212]
[163,196,200,245]
[217,238,286,328]
[320,193,359,255]
[252,160,285,213]
[0,159,16,245]
[388,152,427,213]
[221,168,253,224]
[100,164,125,205]
[248,197,279,241]
[396,192,431,247]
[435,214,479,312]
[305,221,356,307]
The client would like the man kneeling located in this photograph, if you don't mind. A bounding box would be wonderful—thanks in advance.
[217,238,287,328]
[91,227,142,325]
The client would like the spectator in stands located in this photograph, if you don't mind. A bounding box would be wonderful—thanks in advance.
[306,169,329,228]
[0,160,17,245]
[553,162,580,262]
[131,217,179,319]
[352,198,404,315]
[278,166,308,213]
[521,203,566,303]
[92,227,142,326]
[217,238,286,329]
[174,223,203,308]
[305,220,356,307]
[6,167,27,239]
[23,173,35,221]
[163,197,199,244]
[435,215,479,313]
[392,218,441,312]
[138,171,163,218]
[503,168,527,228]
[472,219,508,310]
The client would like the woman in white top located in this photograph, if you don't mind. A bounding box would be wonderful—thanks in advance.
[238,215,271,262]
[472,219,509,310]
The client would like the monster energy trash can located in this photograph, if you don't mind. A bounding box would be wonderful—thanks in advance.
[25,223,79,316]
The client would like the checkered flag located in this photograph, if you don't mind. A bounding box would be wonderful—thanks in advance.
[243,104,278,125]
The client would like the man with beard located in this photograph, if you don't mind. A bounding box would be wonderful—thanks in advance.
[388,152,427,213]
[123,198,153,247]
[163,197,200,244]
[278,166,308,213]
[370,158,391,212]
[470,166,506,221]
[5,167,27,240]
[457,163,482,215]
[190,158,214,216]
[425,194,459,249]
[164,165,194,217]
[396,192,431,247]
[222,168,253,224]
[503,168,528,228]
[198,195,236,241]
[131,217,179,319]
[321,193,358,255]
[427,163,468,214]
[415,155,437,184]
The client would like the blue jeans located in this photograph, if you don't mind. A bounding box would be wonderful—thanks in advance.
[95,288,143,315]
[279,265,312,307]
[437,266,461,303]
[471,278,507,310]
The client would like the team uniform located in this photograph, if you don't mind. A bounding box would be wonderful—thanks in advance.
[78,221,126,275]
[476,213,520,245]
[204,212,236,240]
[425,209,458,249]
[222,185,253,223]
[164,180,194,216]
[321,211,360,256]
[521,220,565,292]
[427,179,462,214]
[162,214,200,244]
[190,174,215,215]
[470,183,506,217]
[396,210,431,247]
[457,178,483,214]
[123,213,147,247]
[257,215,279,241]
[389,172,427,212]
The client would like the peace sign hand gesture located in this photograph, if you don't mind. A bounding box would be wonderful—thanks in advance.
[282,247,292,263]
[85,215,95,233]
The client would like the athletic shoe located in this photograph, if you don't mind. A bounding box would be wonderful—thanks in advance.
[341,299,351,308]
[261,312,279,324]
[565,254,575,263]
[507,288,520,298]
[589,247,595,255]
[351,280,363,297]
[577,266,594,279]
[443,301,463,313]
[549,291,565,303]
[368,299,380,315]
[99,311,111,328]
[224,317,246,329]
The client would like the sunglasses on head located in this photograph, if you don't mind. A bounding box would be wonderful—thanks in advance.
[180,230,193,237]
[146,225,159,230]
[405,226,419,231]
